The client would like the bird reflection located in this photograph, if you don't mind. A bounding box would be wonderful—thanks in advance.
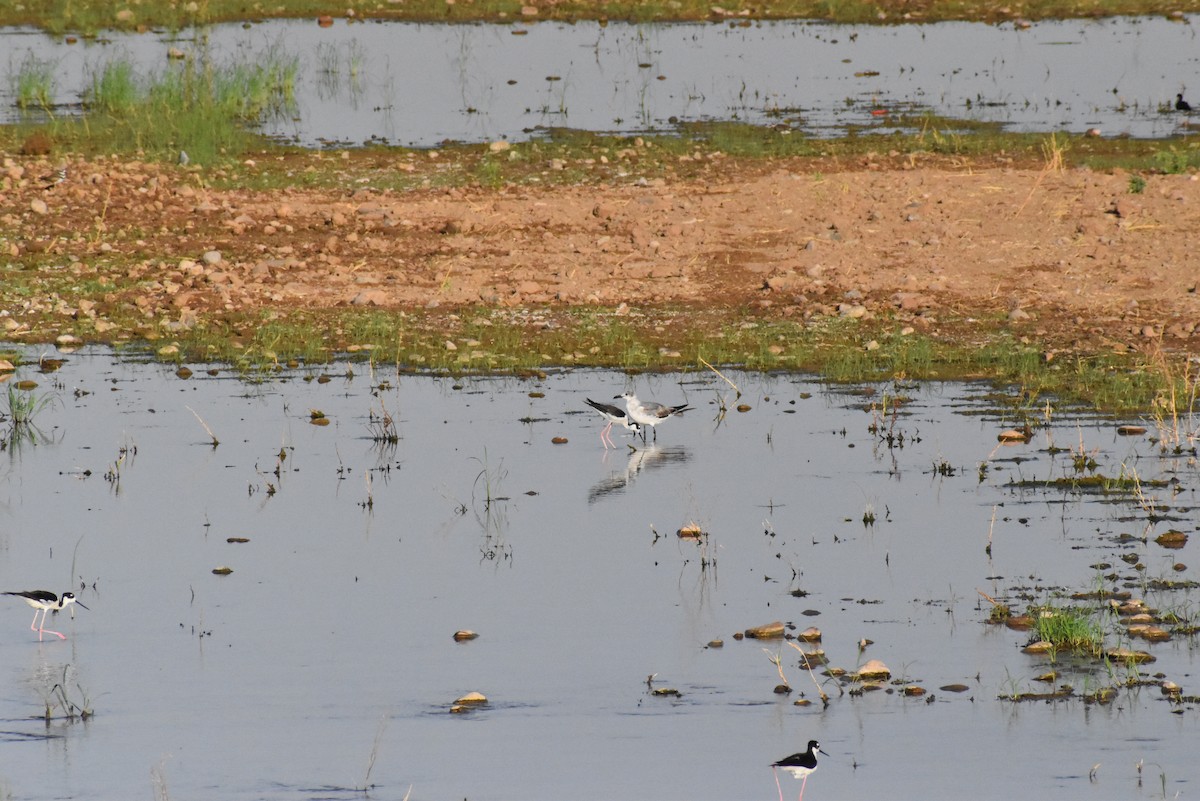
[587,444,691,504]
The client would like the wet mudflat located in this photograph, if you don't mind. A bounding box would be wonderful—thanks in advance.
[3,15,1198,144]
[0,347,1197,800]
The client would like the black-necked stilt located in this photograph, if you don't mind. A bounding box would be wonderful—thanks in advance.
[772,740,827,801]
[3,590,87,641]
[1177,94,1193,112]
[584,398,640,448]
[616,392,691,441]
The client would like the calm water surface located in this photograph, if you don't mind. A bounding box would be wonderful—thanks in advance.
[0,347,1196,800]
[2,16,1198,145]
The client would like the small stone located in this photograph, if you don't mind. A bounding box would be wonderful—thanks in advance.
[1128,624,1171,642]
[1155,530,1188,549]
[212,566,233,575]
[454,691,488,705]
[30,198,48,215]
[351,290,387,306]
[453,630,479,642]
[202,250,222,265]
[856,659,891,680]
[489,140,511,152]
[997,427,1032,443]
[743,621,785,639]
[1105,648,1155,664]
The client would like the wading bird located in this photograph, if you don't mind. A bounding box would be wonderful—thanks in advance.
[771,740,827,801]
[584,398,640,449]
[3,590,87,641]
[616,392,691,442]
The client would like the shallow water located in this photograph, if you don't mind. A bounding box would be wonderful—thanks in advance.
[0,347,1196,799]
[2,15,1198,146]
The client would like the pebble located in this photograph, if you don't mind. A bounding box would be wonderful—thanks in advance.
[856,659,891,680]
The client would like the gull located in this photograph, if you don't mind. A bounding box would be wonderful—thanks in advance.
[584,398,640,449]
[617,392,691,442]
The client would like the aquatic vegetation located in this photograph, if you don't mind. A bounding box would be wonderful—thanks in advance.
[365,400,399,444]
[1031,604,1105,658]
[61,50,299,163]
[11,53,56,115]
[1,383,56,452]
[40,665,93,721]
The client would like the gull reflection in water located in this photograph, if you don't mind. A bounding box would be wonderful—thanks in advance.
[587,444,691,505]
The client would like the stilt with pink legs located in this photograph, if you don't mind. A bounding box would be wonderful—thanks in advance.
[771,740,827,801]
[3,590,87,641]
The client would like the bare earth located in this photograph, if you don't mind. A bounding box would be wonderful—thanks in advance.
[4,152,1200,357]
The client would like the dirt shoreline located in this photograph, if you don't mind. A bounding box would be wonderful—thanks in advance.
[3,151,1199,364]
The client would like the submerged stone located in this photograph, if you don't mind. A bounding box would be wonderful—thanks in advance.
[743,620,785,639]
[855,659,891,680]
[1155,530,1188,549]
[454,691,488,705]
[797,627,822,642]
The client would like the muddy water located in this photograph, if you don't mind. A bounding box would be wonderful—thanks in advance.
[0,347,1195,799]
[2,15,1197,146]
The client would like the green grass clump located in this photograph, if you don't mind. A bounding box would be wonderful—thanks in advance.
[1032,604,1105,657]
[12,54,56,115]
[88,58,139,115]
[60,50,298,163]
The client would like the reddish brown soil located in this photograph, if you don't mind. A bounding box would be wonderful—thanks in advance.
[4,152,1199,357]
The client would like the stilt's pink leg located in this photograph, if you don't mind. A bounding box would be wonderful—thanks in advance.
[601,420,615,448]
[773,767,784,801]
[797,773,808,801]
[33,608,65,640]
